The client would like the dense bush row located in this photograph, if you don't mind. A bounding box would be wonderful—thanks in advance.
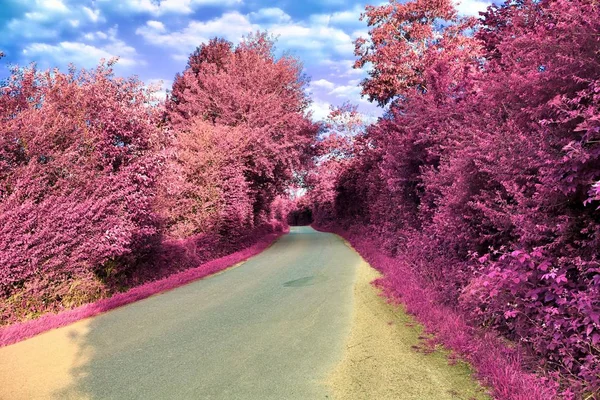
[307,0,599,396]
[0,34,315,324]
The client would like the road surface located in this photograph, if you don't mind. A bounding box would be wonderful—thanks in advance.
[0,227,359,399]
[0,226,488,400]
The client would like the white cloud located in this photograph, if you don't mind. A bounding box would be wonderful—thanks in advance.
[308,99,332,122]
[454,0,492,16]
[312,79,335,90]
[171,53,190,62]
[329,84,361,98]
[136,12,258,57]
[271,23,354,58]
[23,12,53,22]
[135,6,358,62]
[83,31,108,41]
[1,2,104,45]
[249,8,291,23]
[81,26,117,41]
[82,7,103,23]
[5,0,72,37]
[98,0,243,16]
[4,19,58,40]
[351,29,368,40]
[146,20,166,32]
[24,26,141,68]
[309,6,364,27]
[134,7,359,71]
[322,59,365,78]
[39,0,69,13]
[23,41,139,67]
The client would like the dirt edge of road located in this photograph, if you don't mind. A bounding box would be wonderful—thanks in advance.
[326,247,491,400]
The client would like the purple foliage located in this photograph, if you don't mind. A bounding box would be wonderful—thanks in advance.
[0,35,312,328]
[0,62,165,321]
[309,0,600,396]
[316,225,560,400]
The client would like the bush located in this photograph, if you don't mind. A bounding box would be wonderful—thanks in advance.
[0,61,164,307]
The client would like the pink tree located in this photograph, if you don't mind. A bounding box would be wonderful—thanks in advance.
[305,103,370,226]
[354,0,479,106]
[157,119,252,239]
[165,32,318,233]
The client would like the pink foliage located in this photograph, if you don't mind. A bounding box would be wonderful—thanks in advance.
[306,103,369,225]
[157,119,253,239]
[0,61,165,320]
[315,225,560,400]
[310,0,600,396]
[354,0,479,106]
[166,33,317,225]
[1,34,313,328]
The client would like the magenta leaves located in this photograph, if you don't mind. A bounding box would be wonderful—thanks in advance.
[1,33,316,330]
[307,0,600,397]
[0,62,164,306]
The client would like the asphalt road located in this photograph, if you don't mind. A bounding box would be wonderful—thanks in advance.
[0,226,360,400]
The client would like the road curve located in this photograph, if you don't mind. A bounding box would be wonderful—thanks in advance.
[0,226,359,400]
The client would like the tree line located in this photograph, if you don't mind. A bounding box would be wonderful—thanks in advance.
[305,0,600,396]
[0,33,316,324]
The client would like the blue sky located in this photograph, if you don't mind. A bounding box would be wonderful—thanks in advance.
[0,0,492,121]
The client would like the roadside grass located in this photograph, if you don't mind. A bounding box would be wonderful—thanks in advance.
[328,258,491,400]
[317,226,558,400]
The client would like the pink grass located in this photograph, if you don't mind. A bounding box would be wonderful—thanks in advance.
[315,224,561,400]
[0,229,286,348]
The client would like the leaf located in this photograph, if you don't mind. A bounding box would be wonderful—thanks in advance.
[555,274,568,284]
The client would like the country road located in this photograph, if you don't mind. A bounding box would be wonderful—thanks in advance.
[0,227,488,400]
[0,227,358,399]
